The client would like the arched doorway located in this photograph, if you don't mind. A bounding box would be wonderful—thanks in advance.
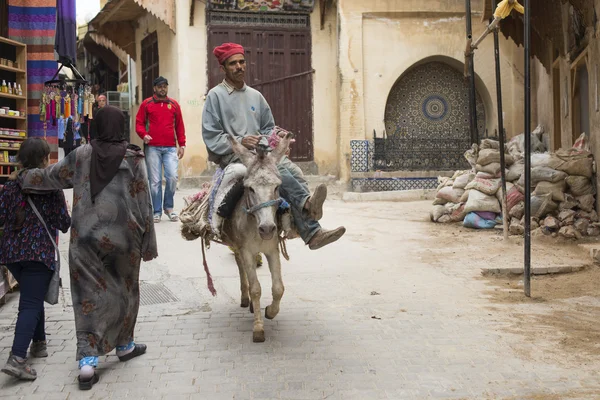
[382,61,486,170]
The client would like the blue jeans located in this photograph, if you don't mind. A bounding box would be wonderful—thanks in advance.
[276,161,320,244]
[6,261,53,359]
[145,146,178,216]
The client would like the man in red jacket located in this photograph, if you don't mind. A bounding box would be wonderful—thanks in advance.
[135,76,186,223]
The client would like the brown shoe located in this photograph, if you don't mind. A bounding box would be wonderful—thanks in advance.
[306,184,327,221]
[308,227,346,250]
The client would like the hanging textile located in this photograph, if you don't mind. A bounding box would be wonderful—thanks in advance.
[55,0,77,64]
[7,0,58,148]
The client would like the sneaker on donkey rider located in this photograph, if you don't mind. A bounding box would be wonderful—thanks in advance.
[202,42,345,250]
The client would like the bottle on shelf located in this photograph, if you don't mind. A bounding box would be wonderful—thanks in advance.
[1,80,6,93]
[7,82,11,95]
[17,84,22,96]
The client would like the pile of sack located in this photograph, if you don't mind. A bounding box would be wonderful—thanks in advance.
[431,128,598,239]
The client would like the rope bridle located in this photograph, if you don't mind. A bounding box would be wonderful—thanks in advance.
[242,197,285,214]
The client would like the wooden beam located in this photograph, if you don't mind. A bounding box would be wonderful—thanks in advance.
[570,46,589,69]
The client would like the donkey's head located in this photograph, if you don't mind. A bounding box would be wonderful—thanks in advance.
[228,133,293,240]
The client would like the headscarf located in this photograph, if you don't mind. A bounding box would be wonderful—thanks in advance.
[90,105,128,200]
[213,43,245,64]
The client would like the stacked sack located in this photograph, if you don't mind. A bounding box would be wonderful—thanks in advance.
[430,130,598,239]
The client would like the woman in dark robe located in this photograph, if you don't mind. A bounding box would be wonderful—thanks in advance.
[18,105,158,390]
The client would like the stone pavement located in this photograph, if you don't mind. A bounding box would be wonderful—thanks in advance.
[1,189,600,399]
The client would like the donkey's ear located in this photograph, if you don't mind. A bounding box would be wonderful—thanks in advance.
[228,134,255,167]
[271,132,294,165]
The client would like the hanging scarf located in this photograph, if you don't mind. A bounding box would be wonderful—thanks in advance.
[90,105,128,200]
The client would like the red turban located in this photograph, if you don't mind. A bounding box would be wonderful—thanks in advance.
[213,43,245,64]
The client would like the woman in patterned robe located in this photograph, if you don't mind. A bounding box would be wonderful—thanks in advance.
[18,106,158,389]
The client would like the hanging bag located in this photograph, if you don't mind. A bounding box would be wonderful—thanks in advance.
[26,197,61,305]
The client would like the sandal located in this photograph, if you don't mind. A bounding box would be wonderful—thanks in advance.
[153,214,161,223]
[118,343,147,362]
[78,372,99,390]
[1,353,37,380]
[165,211,179,222]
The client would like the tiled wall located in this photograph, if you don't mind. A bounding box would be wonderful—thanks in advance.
[350,139,438,192]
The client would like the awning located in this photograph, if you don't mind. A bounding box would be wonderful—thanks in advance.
[89,0,176,59]
[88,33,128,65]
[481,0,594,70]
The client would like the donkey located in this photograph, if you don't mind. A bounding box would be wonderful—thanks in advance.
[221,132,294,343]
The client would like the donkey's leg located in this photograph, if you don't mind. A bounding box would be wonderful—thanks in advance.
[234,252,250,308]
[241,250,265,343]
[265,250,284,320]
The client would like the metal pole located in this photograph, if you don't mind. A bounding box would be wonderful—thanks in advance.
[523,0,531,297]
[465,0,479,145]
[492,3,508,241]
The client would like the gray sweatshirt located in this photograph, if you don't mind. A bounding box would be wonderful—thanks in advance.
[202,82,275,165]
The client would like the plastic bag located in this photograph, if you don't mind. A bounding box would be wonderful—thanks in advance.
[465,177,501,196]
[530,153,562,169]
[555,157,593,178]
[531,167,568,184]
[436,187,465,204]
[430,205,448,222]
[464,143,479,169]
[506,185,524,212]
[533,180,567,202]
[452,172,474,190]
[465,189,501,213]
[477,149,515,166]
[572,132,590,152]
[459,190,470,203]
[566,176,595,197]
[476,163,501,176]
[463,212,498,229]
[506,161,524,182]
[449,203,467,222]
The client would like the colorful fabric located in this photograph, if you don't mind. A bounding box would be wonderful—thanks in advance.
[19,145,158,360]
[8,1,59,152]
[0,181,71,270]
[116,341,135,352]
[463,212,500,229]
[78,356,98,369]
[212,42,245,64]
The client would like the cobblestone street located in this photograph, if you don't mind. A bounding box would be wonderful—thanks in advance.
[1,189,600,399]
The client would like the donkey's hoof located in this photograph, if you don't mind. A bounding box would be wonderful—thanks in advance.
[240,298,250,308]
[265,306,278,320]
[253,330,265,343]
[249,303,254,313]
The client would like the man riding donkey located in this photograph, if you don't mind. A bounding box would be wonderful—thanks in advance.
[202,42,345,250]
